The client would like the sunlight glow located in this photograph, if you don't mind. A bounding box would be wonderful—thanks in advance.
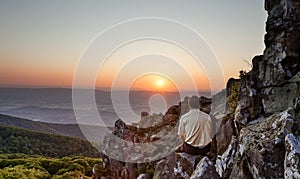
[156,79,164,87]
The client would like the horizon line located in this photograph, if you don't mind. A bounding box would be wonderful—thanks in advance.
[0,86,219,93]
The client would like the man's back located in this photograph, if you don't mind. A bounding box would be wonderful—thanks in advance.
[178,109,212,147]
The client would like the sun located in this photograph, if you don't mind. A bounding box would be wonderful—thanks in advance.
[156,79,164,87]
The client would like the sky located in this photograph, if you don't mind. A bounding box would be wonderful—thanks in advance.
[0,0,267,92]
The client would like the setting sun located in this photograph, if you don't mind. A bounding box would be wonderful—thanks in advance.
[156,79,164,87]
[129,75,178,91]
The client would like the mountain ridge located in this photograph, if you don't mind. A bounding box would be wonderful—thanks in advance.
[0,124,100,158]
[0,113,113,141]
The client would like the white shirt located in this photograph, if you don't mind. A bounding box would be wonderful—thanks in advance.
[178,109,212,147]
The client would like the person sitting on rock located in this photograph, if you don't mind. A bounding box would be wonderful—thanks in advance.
[175,96,212,155]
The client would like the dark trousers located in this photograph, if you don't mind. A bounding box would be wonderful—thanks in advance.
[175,142,211,155]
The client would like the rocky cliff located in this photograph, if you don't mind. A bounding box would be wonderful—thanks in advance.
[100,0,300,178]
[216,0,300,178]
[235,0,300,125]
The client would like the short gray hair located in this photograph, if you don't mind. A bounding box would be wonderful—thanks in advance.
[188,96,200,109]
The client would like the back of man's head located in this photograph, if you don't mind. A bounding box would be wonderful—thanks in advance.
[188,96,200,109]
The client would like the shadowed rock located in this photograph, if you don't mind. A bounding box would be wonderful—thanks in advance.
[190,157,220,179]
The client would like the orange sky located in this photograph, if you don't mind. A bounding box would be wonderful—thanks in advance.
[0,1,267,91]
[131,74,211,92]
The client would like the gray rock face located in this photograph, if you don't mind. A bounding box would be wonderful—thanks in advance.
[222,1,300,178]
[190,157,220,179]
[236,0,300,123]
[138,113,164,128]
[153,152,177,179]
[190,0,299,178]
[210,89,227,133]
[210,82,237,160]
[285,133,300,178]
[261,0,300,86]
[153,159,167,179]
[215,136,238,178]
[230,108,298,178]
[174,153,203,178]
[215,117,236,156]
[260,71,300,116]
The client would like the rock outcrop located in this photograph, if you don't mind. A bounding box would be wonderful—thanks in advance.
[210,89,227,130]
[175,0,300,177]
[190,157,220,179]
[174,153,203,178]
[99,0,300,178]
[101,96,213,178]
[229,108,297,178]
[236,0,300,124]
[285,133,300,178]
[218,0,300,178]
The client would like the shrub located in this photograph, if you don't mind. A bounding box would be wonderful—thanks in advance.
[52,170,83,179]
[227,81,241,114]
[0,165,50,179]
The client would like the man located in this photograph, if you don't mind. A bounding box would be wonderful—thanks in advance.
[176,96,212,155]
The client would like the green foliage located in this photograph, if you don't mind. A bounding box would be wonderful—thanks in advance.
[0,125,100,158]
[0,118,105,178]
[93,163,106,177]
[227,81,241,114]
[0,153,29,159]
[56,163,85,175]
[52,170,83,179]
[136,164,154,177]
[0,114,86,140]
[40,158,64,175]
[145,169,155,175]
[0,165,50,179]
[0,154,104,178]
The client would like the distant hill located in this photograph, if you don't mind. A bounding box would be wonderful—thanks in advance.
[0,125,100,158]
[0,114,113,141]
